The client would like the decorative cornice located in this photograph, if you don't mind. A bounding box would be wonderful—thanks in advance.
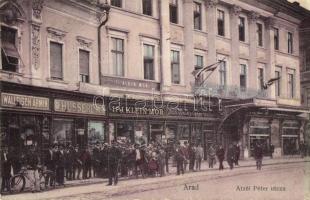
[231,5,242,16]
[205,0,218,8]
[47,27,67,40]
[76,36,93,48]
[32,0,44,20]
[248,11,260,23]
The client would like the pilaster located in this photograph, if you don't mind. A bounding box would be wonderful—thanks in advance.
[159,0,171,91]
[248,11,259,91]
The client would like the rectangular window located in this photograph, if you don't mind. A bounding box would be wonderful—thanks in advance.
[288,72,294,98]
[171,50,180,84]
[217,10,225,36]
[195,55,203,70]
[1,26,19,72]
[143,44,155,80]
[219,61,226,87]
[193,2,201,30]
[240,64,247,89]
[258,68,264,90]
[111,0,122,7]
[50,41,63,80]
[142,0,152,16]
[274,28,279,50]
[257,23,263,47]
[111,38,124,76]
[239,17,245,42]
[288,32,293,54]
[79,49,90,83]
[275,70,281,97]
[170,0,178,24]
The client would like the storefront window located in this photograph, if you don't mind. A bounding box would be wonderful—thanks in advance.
[282,120,299,155]
[179,124,190,142]
[165,124,177,144]
[191,124,201,145]
[116,121,134,143]
[150,123,164,144]
[88,121,105,146]
[52,118,74,146]
[134,121,148,145]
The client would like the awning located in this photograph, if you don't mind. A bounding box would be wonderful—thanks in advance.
[266,107,310,114]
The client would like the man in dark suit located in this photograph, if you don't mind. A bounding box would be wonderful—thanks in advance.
[216,145,225,170]
[55,145,65,186]
[175,142,185,175]
[92,142,101,178]
[44,146,56,186]
[1,147,12,193]
[107,141,122,186]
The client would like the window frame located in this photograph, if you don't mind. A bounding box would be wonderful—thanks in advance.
[169,0,178,24]
[193,2,202,30]
[258,67,264,91]
[111,37,125,77]
[219,60,227,87]
[239,16,246,42]
[274,28,279,50]
[111,0,122,8]
[194,54,204,70]
[78,48,90,83]
[1,25,20,73]
[240,64,247,90]
[217,9,225,37]
[171,50,181,84]
[287,32,293,54]
[287,69,295,99]
[49,40,64,81]
[256,23,263,47]
[275,69,281,97]
[142,0,153,16]
[143,44,155,80]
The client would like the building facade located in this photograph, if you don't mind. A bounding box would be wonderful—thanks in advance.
[1,0,309,159]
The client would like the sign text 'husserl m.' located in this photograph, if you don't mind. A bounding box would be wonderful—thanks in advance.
[54,99,105,115]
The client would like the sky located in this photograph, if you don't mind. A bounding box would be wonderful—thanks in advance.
[288,0,310,9]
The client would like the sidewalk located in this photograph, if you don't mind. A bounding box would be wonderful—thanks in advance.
[63,156,310,188]
[2,157,309,200]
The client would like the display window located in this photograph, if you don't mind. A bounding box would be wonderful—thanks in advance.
[165,124,177,144]
[88,121,105,146]
[282,120,300,155]
[52,118,74,147]
[150,123,164,144]
[115,121,134,143]
[134,121,148,145]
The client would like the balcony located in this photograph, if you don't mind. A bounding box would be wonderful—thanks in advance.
[193,84,269,100]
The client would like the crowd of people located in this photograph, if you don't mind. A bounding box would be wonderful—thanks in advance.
[1,140,309,193]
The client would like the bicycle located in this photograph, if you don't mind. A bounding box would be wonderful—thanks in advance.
[9,165,56,193]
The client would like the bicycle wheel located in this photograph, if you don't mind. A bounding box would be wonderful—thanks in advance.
[9,174,26,193]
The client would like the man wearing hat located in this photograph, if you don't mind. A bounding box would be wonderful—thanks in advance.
[107,141,122,185]
[92,142,101,178]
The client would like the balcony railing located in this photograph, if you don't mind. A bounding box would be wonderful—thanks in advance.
[193,84,269,100]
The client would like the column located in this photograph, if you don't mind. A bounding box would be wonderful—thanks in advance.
[248,11,259,91]
[230,5,242,87]
[265,17,276,99]
[159,0,172,91]
[183,0,194,90]
[206,0,218,84]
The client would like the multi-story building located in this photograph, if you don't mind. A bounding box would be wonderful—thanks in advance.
[1,0,309,159]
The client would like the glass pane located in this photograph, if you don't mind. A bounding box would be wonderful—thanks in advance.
[116,122,134,143]
[165,124,177,144]
[134,122,148,145]
[179,124,190,140]
[52,119,73,146]
[88,121,105,146]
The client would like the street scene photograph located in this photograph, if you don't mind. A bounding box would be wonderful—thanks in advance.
[1,0,310,200]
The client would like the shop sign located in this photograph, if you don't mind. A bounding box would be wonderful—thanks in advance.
[54,99,105,115]
[101,76,160,91]
[1,93,50,111]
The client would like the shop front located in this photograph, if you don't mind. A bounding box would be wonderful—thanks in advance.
[281,120,300,155]
[107,97,219,157]
[0,82,107,163]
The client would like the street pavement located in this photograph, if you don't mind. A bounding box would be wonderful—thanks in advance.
[1,157,310,200]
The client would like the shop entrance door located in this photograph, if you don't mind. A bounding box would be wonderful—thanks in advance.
[249,135,270,157]
[149,123,164,144]
[52,118,74,147]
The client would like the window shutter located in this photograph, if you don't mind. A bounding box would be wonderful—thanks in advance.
[50,42,63,79]
[79,50,89,75]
